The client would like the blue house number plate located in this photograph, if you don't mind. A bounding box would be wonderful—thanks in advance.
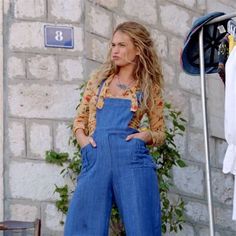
[44,25,74,49]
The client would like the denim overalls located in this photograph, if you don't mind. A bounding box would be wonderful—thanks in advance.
[64,80,161,236]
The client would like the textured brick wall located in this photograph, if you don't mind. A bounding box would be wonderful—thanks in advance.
[3,0,236,235]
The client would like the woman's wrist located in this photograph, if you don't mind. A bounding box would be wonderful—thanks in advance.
[145,130,154,145]
[75,129,87,143]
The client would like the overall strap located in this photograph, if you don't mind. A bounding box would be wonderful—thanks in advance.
[96,79,106,102]
[136,90,144,107]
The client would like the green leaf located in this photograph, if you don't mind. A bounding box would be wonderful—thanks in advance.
[45,150,69,166]
[176,159,187,168]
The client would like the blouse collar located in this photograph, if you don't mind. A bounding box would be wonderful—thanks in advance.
[96,74,141,112]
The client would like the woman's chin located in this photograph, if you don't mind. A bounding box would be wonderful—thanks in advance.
[112,61,130,67]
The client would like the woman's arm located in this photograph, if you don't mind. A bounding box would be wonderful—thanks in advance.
[126,83,165,146]
[73,79,96,147]
[146,83,166,147]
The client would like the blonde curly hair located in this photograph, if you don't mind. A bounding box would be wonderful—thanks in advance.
[90,21,164,111]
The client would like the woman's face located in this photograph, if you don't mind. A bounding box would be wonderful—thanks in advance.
[111,30,138,67]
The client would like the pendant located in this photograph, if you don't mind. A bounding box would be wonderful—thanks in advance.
[116,83,128,90]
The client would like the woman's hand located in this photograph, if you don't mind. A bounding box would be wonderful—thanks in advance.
[125,131,153,145]
[75,129,97,148]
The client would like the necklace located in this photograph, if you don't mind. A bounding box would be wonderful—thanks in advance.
[116,75,136,91]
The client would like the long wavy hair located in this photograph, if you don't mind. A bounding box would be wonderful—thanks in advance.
[91,21,164,111]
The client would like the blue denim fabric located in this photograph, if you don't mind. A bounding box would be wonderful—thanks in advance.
[64,97,161,236]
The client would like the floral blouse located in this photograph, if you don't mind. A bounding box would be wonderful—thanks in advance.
[73,74,165,146]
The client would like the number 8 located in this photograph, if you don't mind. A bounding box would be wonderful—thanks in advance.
[55,31,63,41]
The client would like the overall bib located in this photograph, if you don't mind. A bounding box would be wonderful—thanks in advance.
[64,81,161,236]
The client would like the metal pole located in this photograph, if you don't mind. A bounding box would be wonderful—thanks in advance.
[199,28,215,236]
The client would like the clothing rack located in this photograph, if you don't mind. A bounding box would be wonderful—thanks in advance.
[199,12,236,236]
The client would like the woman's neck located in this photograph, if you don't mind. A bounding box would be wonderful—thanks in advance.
[117,64,135,82]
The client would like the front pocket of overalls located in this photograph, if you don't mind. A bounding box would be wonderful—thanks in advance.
[80,144,97,175]
[132,139,156,169]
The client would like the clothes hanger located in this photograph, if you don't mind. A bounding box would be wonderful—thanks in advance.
[227,19,236,40]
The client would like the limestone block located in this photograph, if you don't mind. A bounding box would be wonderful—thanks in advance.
[209,115,225,139]
[168,36,184,64]
[185,201,208,222]
[173,0,196,8]
[28,121,52,159]
[44,203,65,232]
[14,0,45,19]
[84,59,101,79]
[173,130,186,158]
[219,0,236,8]
[215,138,227,166]
[4,0,10,15]
[151,29,168,59]
[197,0,206,10]
[27,55,57,80]
[211,170,233,205]
[178,72,201,95]
[164,223,194,236]
[86,3,112,38]
[49,0,82,22]
[208,75,224,119]
[59,57,84,82]
[7,56,25,79]
[9,161,65,201]
[54,122,77,157]
[8,119,25,157]
[9,203,38,221]
[95,0,119,9]
[208,75,225,139]
[188,131,214,163]
[207,0,235,12]
[218,0,236,8]
[190,97,203,129]
[162,62,175,85]
[113,15,130,29]
[198,227,221,236]
[85,33,109,63]
[160,5,191,37]
[9,22,83,53]
[9,22,44,50]
[8,82,80,119]
[172,165,204,196]
[215,206,236,231]
[164,89,188,120]
[123,0,157,25]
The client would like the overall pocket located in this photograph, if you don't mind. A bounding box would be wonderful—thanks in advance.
[80,144,97,176]
[131,138,156,169]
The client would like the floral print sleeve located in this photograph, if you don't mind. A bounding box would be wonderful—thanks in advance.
[72,78,97,136]
[146,83,166,146]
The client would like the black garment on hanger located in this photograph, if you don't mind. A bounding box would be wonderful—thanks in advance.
[217,33,229,84]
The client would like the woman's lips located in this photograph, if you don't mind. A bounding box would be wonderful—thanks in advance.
[112,56,120,60]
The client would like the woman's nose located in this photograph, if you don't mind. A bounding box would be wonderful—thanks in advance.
[112,46,119,54]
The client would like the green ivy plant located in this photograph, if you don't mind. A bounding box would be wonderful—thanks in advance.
[45,82,187,235]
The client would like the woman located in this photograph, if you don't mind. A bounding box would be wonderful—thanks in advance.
[64,21,165,236]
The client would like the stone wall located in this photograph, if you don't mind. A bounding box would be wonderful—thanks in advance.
[3,0,236,235]
[0,0,4,223]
